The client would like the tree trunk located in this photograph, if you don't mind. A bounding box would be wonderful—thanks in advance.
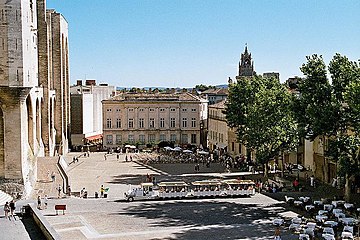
[344,174,351,202]
[263,163,268,178]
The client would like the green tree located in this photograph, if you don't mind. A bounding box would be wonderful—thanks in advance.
[225,76,299,177]
[297,54,360,200]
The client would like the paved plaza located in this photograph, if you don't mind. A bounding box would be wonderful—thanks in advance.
[34,152,299,240]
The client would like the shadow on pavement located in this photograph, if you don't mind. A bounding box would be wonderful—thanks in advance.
[114,200,298,240]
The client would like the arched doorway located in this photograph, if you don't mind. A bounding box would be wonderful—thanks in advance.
[26,97,34,153]
[0,107,4,177]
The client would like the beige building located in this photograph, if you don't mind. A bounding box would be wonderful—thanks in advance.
[0,0,69,196]
[102,91,208,148]
[208,100,246,158]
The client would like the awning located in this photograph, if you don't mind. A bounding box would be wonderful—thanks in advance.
[85,134,103,141]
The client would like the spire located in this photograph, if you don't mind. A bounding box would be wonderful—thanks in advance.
[245,43,248,54]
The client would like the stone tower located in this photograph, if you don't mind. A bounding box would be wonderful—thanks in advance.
[0,0,70,197]
[236,45,255,80]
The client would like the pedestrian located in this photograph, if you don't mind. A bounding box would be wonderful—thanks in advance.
[104,153,107,161]
[9,200,15,219]
[310,175,314,187]
[274,226,281,240]
[80,187,86,198]
[51,171,56,182]
[67,185,71,196]
[100,185,105,198]
[293,178,299,191]
[57,184,62,198]
[37,195,42,209]
[130,156,133,161]
[117,153,119,160]
[4,202,10,220]
[125,155,128,162]
[44,195,48,209]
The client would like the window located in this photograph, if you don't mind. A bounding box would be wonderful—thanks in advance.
[139,108,144,112]
[170,118,176,128]
[128,118,134,128]
[182,118,187,128]
[149,108,155,112]
[116,118,121,128]
[106,118,112,128]
[139,118,144,128]
[170,108,176,112]
[128,108,134,112]
[181,134,188,144]
[148,134,155,143]
[159,134,166,142]
[160,108,165,112]
[116,135,122,144]
[106,135,113,144]
[191,134,196,144]
[106,108,112,112]
[231,142,235,151]
[191,108,197,112]
[116,109,121,112]
[170,134,177,142]
[128,135,134,143]
[182,108,187,112]
[160,118,165,128]
[191,118,196,128]
[139,135,145,143]
[149,118,155,128]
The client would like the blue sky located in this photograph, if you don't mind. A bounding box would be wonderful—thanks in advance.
[46,0,360,88]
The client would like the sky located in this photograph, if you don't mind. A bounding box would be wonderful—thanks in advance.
[46,0,360,88]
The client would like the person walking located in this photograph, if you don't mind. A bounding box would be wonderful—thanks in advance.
[44,195,48,209]
[57,184,62,198]
[9,200,15,220]
[37,195,42,209]
[100,185,105,198]
[310,175,315,187]
[4,202,10,220]
[51,171,56,182]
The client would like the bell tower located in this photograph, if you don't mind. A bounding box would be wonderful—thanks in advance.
[236,44,255,80]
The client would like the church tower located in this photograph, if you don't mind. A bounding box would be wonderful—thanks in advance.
[236,45,255,80]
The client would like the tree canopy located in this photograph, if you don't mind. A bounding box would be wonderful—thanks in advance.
[225,75,299,175]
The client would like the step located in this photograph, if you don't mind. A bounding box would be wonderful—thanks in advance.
[0,190,13,206]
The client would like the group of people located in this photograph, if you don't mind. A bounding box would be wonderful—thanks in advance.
[37,195,48,210]
[3,200,16,220]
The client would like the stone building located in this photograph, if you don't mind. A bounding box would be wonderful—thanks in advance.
[102,91,208,149]
[70,79,116,147]
[0,0,69,196]
[208,100,246,158]
[200,87,228,105]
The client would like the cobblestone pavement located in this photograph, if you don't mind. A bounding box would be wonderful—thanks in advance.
[33,152,302,240]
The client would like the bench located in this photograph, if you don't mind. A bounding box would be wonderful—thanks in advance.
[55,204,66,215]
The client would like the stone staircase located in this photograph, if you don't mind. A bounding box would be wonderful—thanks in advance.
[0,190,13,205]
[31,156,63,199]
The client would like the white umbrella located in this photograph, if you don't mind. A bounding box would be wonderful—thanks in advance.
[183,150,193,153]
[125,145,131,148]
[129,145,136,149]
[173,147,182,151]
[198,150,209,155]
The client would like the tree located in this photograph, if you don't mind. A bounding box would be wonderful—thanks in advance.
[297,54,360,200]
[225,76,299,177]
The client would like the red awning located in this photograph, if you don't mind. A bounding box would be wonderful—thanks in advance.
[85,134,103,141]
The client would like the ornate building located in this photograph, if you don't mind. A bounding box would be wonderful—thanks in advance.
[102,91,208,149]
[236,45,255,80]
[0,0,70,196]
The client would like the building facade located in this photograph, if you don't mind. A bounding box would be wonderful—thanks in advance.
[102,92,208,149]
[70,79,116,146]
[0,0,69,196]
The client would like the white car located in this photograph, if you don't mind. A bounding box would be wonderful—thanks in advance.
[341,225,354,239]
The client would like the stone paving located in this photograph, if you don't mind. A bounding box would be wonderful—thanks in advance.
[32,152,300,240]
